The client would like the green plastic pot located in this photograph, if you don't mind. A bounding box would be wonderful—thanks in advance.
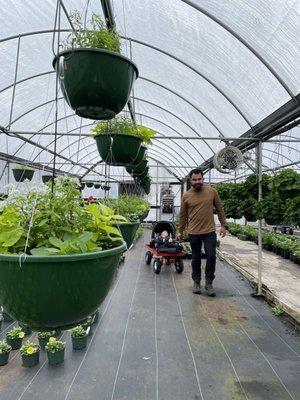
[47,348,65,365]
[139,210,149,222]
[42,175,56,183]
[86,182,94,188]
[21,350,40,367]
[0,351,10,366]
[94,184,101,189]
[0,243,126,330]
[38,336,51,350]
[113,222,140,249]
[53,48,138,120]
[72,334,88,350]
[95,133,142,166]
[3,310,14,322]
[6,337,23,350]
[12,169,34,182]
[133,145,147,165]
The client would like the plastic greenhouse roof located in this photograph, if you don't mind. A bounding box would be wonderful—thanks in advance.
[0,0,299,181]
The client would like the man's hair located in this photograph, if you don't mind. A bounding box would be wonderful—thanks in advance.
[189,168,204,178]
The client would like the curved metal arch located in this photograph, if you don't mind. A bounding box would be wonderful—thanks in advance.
[62,131,191,176]
[31,108,202,167]
[11,96,207,165]
[179,0,295,98]
[54,133,190,176]
[71,144,185,179]
[131,97,215,155]
[1,70,227,146]
[262,147,296,166]
[0,29,253,127]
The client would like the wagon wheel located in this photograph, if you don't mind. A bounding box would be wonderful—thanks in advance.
[153,259,162,274]
[145,251,152,265]
[175,258,184,273]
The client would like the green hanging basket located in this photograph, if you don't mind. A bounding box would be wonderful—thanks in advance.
[86,182,94,188]
[94,184,101,189]
[133,145,147,165]
[53,48,138,120]
[42,175,56,184]
[0,243,126,331]
[113,222,140,249]
[12,168,34,182]
[95,134,142,166]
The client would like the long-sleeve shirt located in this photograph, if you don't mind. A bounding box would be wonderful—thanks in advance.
[178,186,226,235]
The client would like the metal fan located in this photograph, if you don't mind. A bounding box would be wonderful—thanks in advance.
[213,145,244,174]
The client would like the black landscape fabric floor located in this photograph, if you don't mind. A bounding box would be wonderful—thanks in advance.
[0,230,299,400]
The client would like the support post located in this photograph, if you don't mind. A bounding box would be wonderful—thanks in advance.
[156,161,159,221]
[257,141,263,296]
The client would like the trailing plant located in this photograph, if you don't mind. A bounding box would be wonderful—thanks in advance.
[20,341,40,356]
[45,337,65,353]
[0,341,11,354]
[61,11,121,53]
[12,164,34,171]
[91,117,156,145]
[272,169,300,201]
[283,197,300,227]
[0,176,123,255]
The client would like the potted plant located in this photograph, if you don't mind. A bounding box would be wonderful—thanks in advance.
[45,337,65,365]
[37,331,54,350]
[102,184,111,191]
[93,117,142,165]
[0,340,12,366]
[6,327,25,350]
[18,323,32,336]
[82,315,93,335]
[12,165,34,182]
[69,325,88,350]
[85,181,94,188]
[53,11,138,120]
[0,176,126,331]
[20,341,40,367]
[94,183,101,189]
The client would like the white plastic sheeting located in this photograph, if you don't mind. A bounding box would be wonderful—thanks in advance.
[0,0,299,181]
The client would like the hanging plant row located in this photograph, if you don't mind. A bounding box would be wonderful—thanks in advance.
[53,11,138,120]
[214,169,300,226]
[12,165,35,182]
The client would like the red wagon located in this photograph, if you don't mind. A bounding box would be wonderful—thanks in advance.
[145,221,185,274]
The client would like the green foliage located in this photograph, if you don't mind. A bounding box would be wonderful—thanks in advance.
[0,176,123,255]
[37,331,54,339]
[45,337,65,353]
[62,11,120,53]
[69,325,87,337]
[20,340,40,356]
[215,183,243,219]
[6,327,25,339]
[284,197,300,227]
[91,117,156,144]
[261,191,285,225]
[0,340,11,354]
[272,169,300,200]
[272,305,284,317]
[103,195,150,222]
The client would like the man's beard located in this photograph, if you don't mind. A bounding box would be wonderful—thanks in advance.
[192,183,203,192]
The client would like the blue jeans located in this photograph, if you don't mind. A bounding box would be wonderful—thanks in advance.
[189,231,217,284]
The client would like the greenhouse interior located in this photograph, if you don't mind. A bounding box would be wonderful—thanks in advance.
[0,0,299,399]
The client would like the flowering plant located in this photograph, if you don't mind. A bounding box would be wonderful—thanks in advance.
[45,337,65,353]
[6,327,25,339]
[0,340,12,354]
[20,341,40,356]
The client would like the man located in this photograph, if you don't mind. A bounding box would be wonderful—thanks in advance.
[178,168,226,296]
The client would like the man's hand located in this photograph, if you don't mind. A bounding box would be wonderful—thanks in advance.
[219,226,226,238]
[177,233,182,241]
